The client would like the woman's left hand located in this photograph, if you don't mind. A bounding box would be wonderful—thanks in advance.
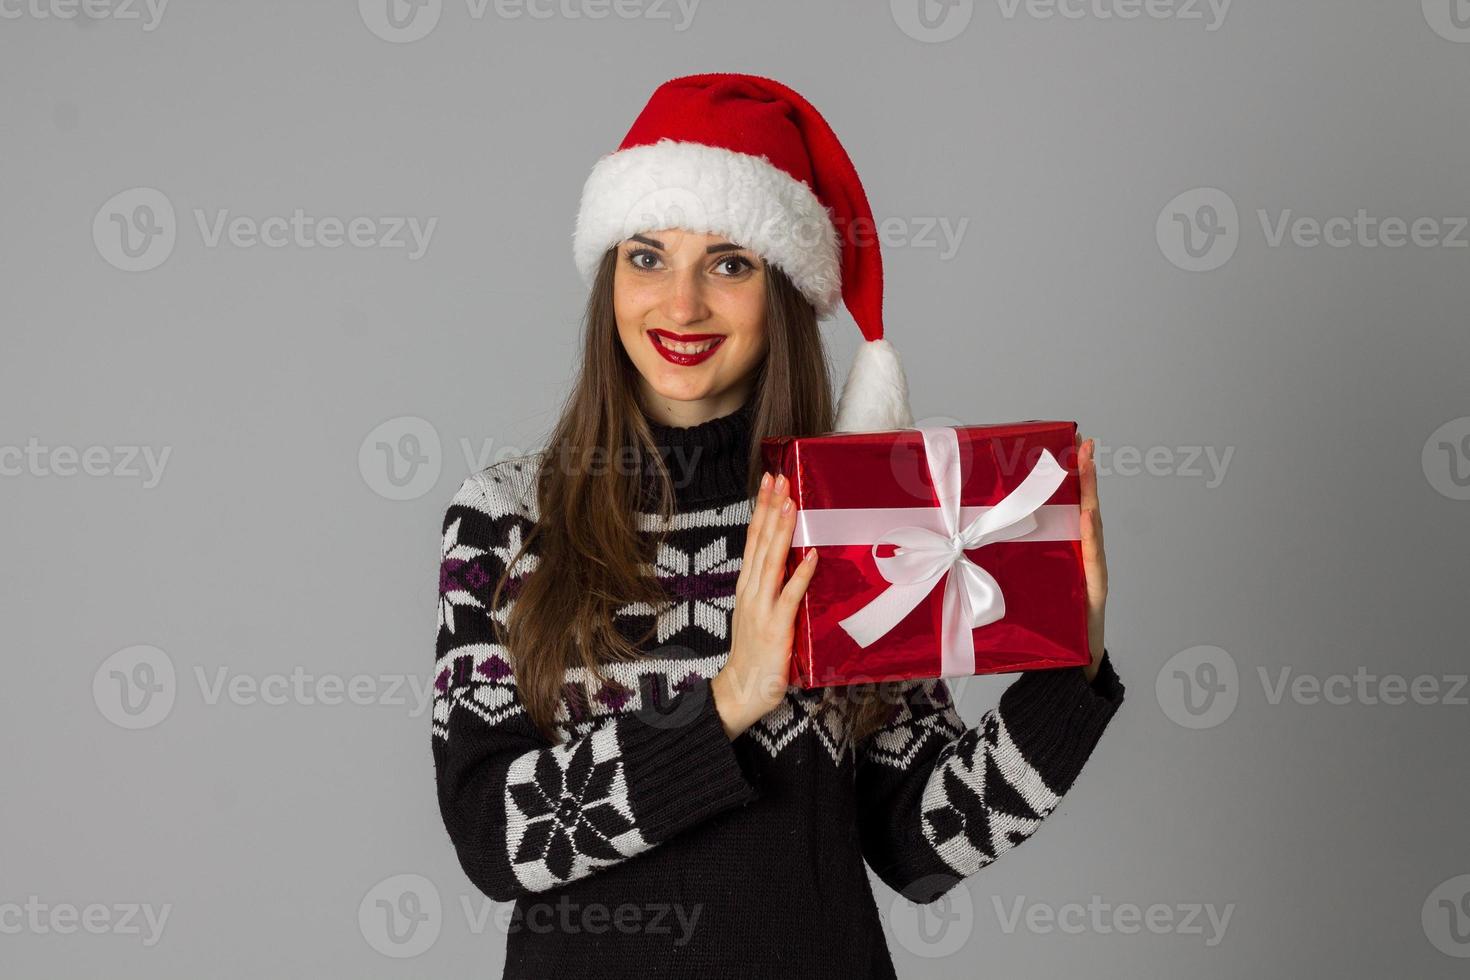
[1077,433,1108,684]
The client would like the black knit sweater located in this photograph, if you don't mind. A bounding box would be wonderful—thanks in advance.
[432,396,1126,979]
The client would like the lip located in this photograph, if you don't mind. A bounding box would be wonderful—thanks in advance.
[647,329,725,366]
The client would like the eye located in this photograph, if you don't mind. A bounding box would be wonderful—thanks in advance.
[712,254,755,277]
[625,247,662,271]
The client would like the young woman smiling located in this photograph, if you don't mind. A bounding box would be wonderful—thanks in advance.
[432,73,1125,980]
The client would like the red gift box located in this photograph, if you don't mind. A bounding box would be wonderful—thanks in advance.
[759,420,1091,688]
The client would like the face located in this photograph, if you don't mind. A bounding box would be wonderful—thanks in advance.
[613,228,768,418]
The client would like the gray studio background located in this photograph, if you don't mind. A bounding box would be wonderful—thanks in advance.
[4,1,1469,977]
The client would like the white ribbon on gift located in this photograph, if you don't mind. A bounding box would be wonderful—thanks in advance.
[788,424,1079,677]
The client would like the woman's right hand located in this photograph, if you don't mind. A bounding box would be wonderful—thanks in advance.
[711,470,819,741]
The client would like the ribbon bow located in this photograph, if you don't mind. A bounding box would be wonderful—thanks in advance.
[836,425,1068,677]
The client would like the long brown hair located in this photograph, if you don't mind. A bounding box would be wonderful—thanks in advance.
[488,246,906,749]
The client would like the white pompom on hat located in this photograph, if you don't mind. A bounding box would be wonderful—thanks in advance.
[572,72,915,433]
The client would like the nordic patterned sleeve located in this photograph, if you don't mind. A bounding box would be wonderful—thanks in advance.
[853,651,1125,903]
[432,467,759,903]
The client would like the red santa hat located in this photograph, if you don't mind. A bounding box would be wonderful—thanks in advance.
[572,72,915,433]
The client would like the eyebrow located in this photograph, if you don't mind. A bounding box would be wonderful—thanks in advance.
[628,233,746,255]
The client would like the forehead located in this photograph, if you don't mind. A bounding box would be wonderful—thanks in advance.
[626,229,754,251]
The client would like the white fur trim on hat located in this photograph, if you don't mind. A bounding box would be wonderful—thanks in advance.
[834,337,915,433]
[573,138,842,316]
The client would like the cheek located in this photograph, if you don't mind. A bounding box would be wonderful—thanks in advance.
[720,298,768,365]
[612,274,653,335]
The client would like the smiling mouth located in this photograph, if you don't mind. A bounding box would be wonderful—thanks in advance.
[650,332,723,354]
[647,330,725,364]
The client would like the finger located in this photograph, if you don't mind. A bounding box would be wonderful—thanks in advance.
[1080,507,1108,600]
[738,473,774,599]
[776,548,819,616]
[762,489,799,600]
[747,475,786,602]
[1078,437,1100,515]
[1092,507,1107,588]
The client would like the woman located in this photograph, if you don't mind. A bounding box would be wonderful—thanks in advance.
[432,73,1124,979]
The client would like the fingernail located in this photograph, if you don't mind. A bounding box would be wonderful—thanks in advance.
[781,497,792,513]
[804,549,817,562]
[760,472,772,490]
[775,474,787,492]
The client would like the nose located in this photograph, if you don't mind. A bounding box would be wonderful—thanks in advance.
[660,263,709,326]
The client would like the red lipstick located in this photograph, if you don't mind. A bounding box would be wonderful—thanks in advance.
[647,329,725,367]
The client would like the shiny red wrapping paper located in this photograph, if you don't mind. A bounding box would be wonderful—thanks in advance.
[759,421,1091,688]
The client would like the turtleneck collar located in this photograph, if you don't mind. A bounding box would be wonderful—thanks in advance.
[641,395,757,509]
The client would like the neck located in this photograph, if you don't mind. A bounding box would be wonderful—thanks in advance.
[637,381,754,429]
[642,394,757,509]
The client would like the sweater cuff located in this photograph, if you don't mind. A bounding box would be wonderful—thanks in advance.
[997,648,1125,796]
[617,676,759,842]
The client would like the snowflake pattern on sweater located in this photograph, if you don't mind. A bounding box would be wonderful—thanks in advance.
[430,402,1125,980]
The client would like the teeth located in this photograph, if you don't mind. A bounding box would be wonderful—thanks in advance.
[658,336,720,354]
